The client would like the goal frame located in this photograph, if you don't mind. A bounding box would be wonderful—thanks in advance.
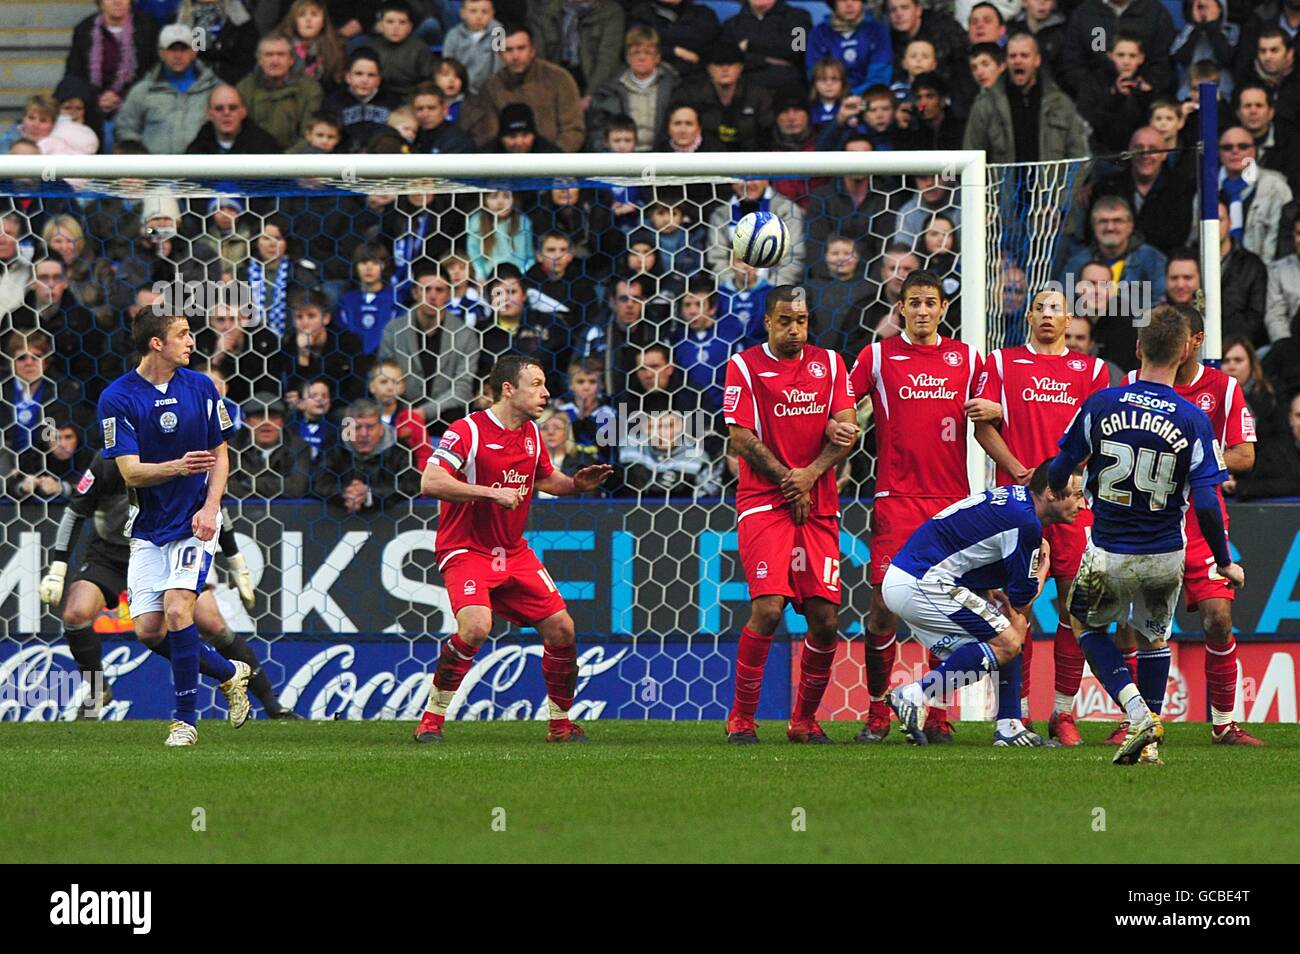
[3,149,990,491]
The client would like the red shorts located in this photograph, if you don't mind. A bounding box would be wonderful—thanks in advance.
[1183,531,1236,613]
[870,495,961,586]
[1043,507,1091,584]
[737,507,842,609]
[437,545,567,626]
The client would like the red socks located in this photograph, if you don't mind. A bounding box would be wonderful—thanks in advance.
[794,637,837,722]
[866,628,897,700]
[1205,635,1238,722]
[1053,621,1085,696]
[1021,630,1034,699]
[434,633,478,695]
[542,642,578,728]
[732,626,773,721]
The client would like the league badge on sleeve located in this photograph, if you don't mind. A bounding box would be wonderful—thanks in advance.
[723,385,742,414]
[102,418,116,449]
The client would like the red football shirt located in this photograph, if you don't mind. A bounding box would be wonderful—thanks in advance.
[1125,364,1256,530]
[432,408,554,557]
[849,333,981,498]
[723,342,856,518]
[978,343,1109,485]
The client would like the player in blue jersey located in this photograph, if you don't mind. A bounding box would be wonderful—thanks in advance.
[883,463,1084,747]
[1049,305,1245,766]
[97,310,252,746]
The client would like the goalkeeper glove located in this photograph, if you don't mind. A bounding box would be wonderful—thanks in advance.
[228,553,256,610]
[39,561,68,606]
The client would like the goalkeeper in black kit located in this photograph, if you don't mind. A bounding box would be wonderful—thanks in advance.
[39,450,300,719]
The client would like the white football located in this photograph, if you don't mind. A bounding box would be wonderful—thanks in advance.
[732,210,789,269]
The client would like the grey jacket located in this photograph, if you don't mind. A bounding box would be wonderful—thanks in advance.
[587,65,678,152]
[379,309,477,422]
[1265,254,1300,342]
[1198,168,1294,264]
[115,60,222,155]
[442,20,505,94]
[961,74,1089,163]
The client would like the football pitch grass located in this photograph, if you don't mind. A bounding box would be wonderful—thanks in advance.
[3,720,1298,864]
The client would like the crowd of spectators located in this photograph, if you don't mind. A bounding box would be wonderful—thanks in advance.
[5,0,1300,502]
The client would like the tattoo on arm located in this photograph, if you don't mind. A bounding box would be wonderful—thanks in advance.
[735,432,790,484]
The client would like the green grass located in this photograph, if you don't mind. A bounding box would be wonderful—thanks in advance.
[2,720,1298,863]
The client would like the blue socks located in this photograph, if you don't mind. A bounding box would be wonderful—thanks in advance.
[149,634,236,683]
[1078,630,1136,702]
[1137,647,1171,716]
[169,624,201,726]
[920,642,998,706]
[997,655,1022,721]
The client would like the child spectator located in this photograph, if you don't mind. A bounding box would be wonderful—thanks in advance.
[807,0,892,95]
[967,41,1005,93]
[809,57,848,131]
[556,357,616,463]
[369,1,437,101]
[293,377,340,460]
[602,113,637,154]
[53,75,106,151]
[1078,33,1157,155]
[647,196,705,280]
[892,37,937,102]
[440,251,489,326]
[325,48,401,150]
[386,104,418,147]
[441,0,503,95]
[1171,0,1236,102]
[367,356,432,471]
[672,275,743,411]
[279,0,347,88]
[434,58,469,124]
[284,288,370,402]
[818,81,895,151]
[466,190,533,282]
[337,241,400,354]
[289,110,344,153]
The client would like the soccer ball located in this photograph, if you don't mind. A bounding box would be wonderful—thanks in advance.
[732,210,789,269]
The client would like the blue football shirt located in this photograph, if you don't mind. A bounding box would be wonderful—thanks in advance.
[1053,380,1228,555]
[97,367,234,545]
[892,486,1044,608]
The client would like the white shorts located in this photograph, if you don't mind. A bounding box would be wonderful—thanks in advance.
[127,535,219,616]
[881,564,1011,660]
[1067,544,1183,642]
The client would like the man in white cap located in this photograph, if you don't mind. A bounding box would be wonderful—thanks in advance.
[115,24,221,155]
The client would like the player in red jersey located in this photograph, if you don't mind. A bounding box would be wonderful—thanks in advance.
[966,287,1108,746]
[413,355,613,744]
[846,269,981,744]
[1111,304,1263,746]
[722,286,859,744]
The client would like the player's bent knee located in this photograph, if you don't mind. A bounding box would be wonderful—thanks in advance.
[748,596,785,634]
[539,611,576,647]
[989,631,1021,666]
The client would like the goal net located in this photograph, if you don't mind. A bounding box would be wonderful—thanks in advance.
[0,151,1085,722]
